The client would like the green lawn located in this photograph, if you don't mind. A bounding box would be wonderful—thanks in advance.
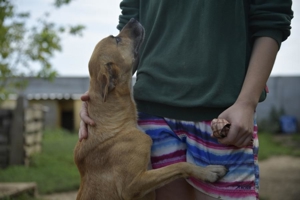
[0,128,299,200]
[259,132,300,160]
[0,129,80,196]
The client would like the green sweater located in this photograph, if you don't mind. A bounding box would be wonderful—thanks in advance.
[117,0,293,121]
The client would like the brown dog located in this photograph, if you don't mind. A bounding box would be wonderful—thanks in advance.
[74,19,227,200]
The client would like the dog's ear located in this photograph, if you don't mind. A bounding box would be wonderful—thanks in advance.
[98,62,119,102]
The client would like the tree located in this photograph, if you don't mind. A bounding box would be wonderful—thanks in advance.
[0,0,84,103]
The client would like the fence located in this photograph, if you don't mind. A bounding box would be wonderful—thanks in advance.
[0,95,45,168]
[0,109,12,168]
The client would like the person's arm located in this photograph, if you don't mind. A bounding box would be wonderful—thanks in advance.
[249,0,293,47]
[117,0,140,31]
[218,37,278,147]
[236,37,278,111]
[217,0,293,147]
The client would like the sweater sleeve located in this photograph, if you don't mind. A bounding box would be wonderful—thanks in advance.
[249,0,293,48]
[117,0,140,31]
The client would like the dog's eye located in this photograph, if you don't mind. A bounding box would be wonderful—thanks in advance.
[115,37,121,44]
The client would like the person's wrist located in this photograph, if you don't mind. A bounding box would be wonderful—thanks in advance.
[235,98,257,111]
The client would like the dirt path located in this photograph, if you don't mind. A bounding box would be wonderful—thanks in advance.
[41,191,77,200]
[259,156,300,200]
[41,156,300,200]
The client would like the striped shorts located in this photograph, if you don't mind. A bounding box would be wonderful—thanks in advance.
[138,112,259,200]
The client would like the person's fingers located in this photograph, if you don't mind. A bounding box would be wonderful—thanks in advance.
[79,120,88,141]
[78,91,93,141]
[234,132,249,148]
[81,94,90,101]
[80,101,95,125]
[80,91,90,101]
[243,136,253,147]
[236,126,253,147]
[218,125,239,146]
[219,125,253,147]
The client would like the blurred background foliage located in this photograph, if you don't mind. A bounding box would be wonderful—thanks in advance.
[0,0,84,104]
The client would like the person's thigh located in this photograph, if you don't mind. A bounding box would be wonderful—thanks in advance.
[156,178,219,200]
[155,178,195,200]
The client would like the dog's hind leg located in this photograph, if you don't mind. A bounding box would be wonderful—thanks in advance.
[122,162,227,200]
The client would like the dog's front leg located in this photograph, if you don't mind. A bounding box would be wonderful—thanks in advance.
[122,162,227,200]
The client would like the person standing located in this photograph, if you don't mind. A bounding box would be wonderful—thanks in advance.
[79,0,293,199]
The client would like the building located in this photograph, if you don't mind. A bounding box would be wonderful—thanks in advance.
[1,77,90,132]
[256,76,300,132]
[1,76,299,132]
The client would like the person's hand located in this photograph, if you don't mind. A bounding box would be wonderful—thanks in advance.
[78,92,95,141]
[216,101,255,147]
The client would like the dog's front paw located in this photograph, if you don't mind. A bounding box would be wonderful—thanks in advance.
[203,165,227,182]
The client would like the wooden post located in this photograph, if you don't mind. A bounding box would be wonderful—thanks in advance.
[9,95,27,165]
[0,109,13,168]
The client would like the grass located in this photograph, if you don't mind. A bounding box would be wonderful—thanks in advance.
[0,128,300,200]
[258,132,300,160]
[0,129,80,196]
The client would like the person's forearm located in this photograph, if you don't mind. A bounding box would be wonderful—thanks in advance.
[236,37,279,109]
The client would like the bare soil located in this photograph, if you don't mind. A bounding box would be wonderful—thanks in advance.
[259,156,300,200]
[41,156,300,200]
[41,191,77,200]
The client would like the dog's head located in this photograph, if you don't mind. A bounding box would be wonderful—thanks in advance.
[88,19,144,102]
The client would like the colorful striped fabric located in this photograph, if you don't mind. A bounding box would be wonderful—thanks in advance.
[138,112,259,200]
